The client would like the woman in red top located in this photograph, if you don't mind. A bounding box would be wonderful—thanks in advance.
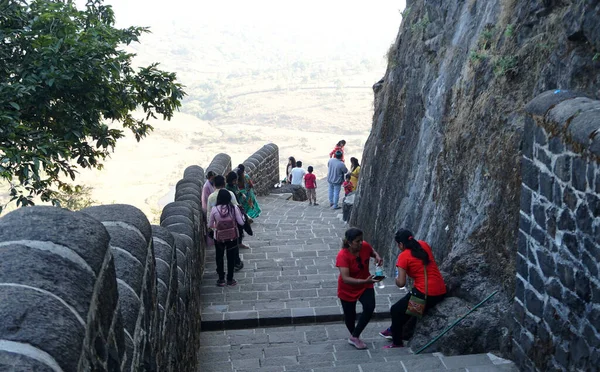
[336,228,383,349]
[381,228,447,348]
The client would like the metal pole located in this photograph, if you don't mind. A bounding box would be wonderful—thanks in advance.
[414,290,499,355]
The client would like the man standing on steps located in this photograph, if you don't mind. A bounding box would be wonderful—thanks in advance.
[327,150,347,210]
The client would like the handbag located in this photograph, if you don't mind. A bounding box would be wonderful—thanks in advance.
[405,265,428,318]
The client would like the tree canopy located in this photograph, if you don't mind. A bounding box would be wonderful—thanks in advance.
[0,0,186,212]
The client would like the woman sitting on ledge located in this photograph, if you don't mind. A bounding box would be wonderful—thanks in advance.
[380,228,447,348]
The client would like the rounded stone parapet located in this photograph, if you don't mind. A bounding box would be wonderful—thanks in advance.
[240,143,280,196]
[525,90,600,158]
[0,206,121,371]
[82,204,158,372]
[206,153,232,176]
[183,165,204,181]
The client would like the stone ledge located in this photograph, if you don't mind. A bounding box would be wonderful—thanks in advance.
[200,308,392,331]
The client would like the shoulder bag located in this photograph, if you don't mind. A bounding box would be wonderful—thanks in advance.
[406,265,428,318]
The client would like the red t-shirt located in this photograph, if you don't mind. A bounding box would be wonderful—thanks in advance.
[336,242,374,301]
[396,240,446,296]
[304,173,316,189]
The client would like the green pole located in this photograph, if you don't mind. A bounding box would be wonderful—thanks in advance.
[414,290,499,355]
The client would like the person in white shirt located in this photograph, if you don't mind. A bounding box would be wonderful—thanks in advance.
[290,161,307,185]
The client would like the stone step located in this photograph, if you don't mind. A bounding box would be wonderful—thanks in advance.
[198,321,518,372]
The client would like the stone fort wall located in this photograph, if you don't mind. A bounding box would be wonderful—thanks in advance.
[0,144,279,371]
[513,91,600,371]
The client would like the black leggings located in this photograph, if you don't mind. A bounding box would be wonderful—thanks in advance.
[340,288,375,338]
[390,289,445,345]
[215,240,239,281]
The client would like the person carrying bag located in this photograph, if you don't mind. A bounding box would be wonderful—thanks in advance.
[379,228,447,348]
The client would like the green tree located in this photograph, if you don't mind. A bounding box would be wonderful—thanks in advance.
[0,0,186,212]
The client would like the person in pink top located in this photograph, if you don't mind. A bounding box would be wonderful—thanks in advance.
[304,166,318,206]
[208,189,245,287]
[201,171,216,213]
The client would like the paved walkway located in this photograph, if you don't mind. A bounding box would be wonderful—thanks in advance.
[199,187,518,371]
[200,186,406,330]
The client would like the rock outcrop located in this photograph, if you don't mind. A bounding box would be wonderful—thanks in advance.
[351,0,599,358]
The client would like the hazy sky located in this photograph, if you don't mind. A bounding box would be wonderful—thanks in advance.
[84,0,407,63]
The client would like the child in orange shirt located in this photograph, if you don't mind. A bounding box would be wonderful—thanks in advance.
[342,174,354,196]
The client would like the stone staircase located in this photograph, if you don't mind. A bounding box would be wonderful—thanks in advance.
[199,187,518,371]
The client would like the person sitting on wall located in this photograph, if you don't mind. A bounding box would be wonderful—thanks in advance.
[290,160,307,186]
[380,228,447,348]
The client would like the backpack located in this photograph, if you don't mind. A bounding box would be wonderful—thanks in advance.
[214,206,239,242]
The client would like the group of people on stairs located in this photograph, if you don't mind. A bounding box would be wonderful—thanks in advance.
[336,227,447,350]
[284,139,362,209]
[201,164,261,287]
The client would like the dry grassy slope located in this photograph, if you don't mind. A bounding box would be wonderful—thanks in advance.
[351,0,600,355]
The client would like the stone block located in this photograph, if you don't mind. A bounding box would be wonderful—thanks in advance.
[528,267,545,294]
[554,155,572,183]
[549,136,565,154]
[0,206,110,275]
[525,288,544,319]
[546,279,563,301]
[534,124,548,145]
[587,193,600,218]
[537,147,552,170]
[557,209,576,231]
[575,204,593,234]
[521,157,539,191]
[0,351,54,371]
[531,226,546,247]
[568,110,600,148]
[574,270,591,302]
[519,214,532,235]
[553,181,563,206]
[0,286,84,372]
[557,260,576,291]
[525,89,581,117]
[0,244,95,321]
[539,171,554,201]
[536,248,556,279]
[83,204,152,243]
[562,232,580,259]
[533,204,546,229]
[563,186,578,211]
[520,186,532,214]
[572,157,588,192]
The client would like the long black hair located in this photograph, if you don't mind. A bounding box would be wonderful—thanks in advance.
[395,228,430,265]
[237,164,246,189]
[342,228,363,249]
[216,189,235,216]
[350,157,360,171]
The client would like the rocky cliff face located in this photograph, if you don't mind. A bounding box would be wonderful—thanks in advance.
[351,0,599,355]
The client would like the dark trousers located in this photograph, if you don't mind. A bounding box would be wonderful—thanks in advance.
[235,226,244,265]
[340,288,376,338]
[215,240,239,281]
[390,289,445,345]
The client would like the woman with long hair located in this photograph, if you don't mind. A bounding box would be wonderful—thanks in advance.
[208,189,245,287]
[349,157,360,191]
[237,164,261,219]
[286,156,296,183]
[380,228,447,348]
[329,140,346,162]
[336,228,383,349]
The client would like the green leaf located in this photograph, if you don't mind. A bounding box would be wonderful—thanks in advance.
[9,102,20,110]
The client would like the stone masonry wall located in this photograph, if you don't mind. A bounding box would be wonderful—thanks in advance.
[513,90,600,371]
[0,143,279,371]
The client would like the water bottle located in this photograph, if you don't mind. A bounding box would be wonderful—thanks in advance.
[375,264,385,289]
